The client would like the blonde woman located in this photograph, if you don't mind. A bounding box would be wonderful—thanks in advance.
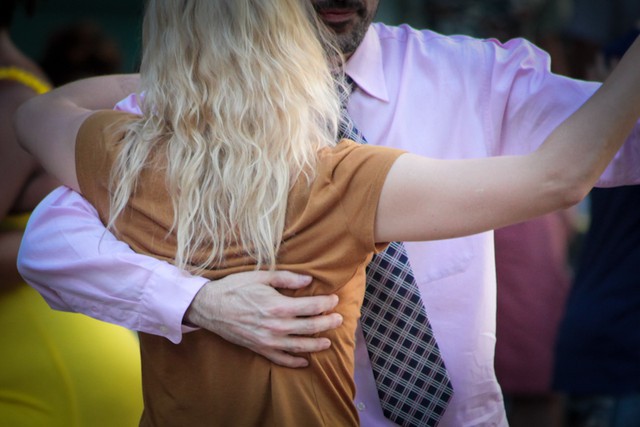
[16,0,640,425]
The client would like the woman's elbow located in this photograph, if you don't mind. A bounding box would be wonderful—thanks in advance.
[547,172,592,210]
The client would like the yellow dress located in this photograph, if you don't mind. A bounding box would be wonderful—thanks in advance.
[0,67,143,426]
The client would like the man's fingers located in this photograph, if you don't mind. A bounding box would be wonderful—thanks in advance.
[259,270,313,290]
[259,349,310,368]
[273,294,340,318]
[257,336,333,368]
[279,336,333,354]
[268,313,343,336]
[218,270,312,290]
[187,271,342,369]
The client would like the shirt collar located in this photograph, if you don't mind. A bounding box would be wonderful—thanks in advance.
[344,25,390,103]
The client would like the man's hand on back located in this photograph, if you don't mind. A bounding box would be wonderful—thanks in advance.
[184,270,343,368]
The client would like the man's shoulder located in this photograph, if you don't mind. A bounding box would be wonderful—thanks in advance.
[368,22,501,75]
[370,22,539,59]
[371,22,482,48]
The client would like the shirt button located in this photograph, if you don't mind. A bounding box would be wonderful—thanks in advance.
[160,325,168,334]
[356,402,366,411]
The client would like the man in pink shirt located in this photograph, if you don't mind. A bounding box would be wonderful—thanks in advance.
[17,1,640,426]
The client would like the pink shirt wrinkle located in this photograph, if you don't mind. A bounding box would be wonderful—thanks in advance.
[17,23,640,427]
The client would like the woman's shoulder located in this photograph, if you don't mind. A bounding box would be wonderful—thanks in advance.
[78,110,140,144]
[310,140,406,210]
[81,109,140,128]
[76,110,142,169]
[318,139,406,175]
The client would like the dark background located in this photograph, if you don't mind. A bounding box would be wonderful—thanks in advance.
[10,0,413,74]
[11,0,146,73]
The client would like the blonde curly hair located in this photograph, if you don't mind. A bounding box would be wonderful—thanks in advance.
[108,0,345,272]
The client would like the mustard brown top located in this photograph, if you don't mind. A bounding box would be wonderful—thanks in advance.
[76,110,406,426]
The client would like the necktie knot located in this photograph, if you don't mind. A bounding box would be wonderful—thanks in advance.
[338,76,367,144]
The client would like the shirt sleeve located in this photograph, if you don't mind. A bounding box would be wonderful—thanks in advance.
[17,187,206,344]
[329,142,405,252]
[114,92,143,114]
[482,36,640,186]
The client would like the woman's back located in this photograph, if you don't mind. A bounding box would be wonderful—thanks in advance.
[76,109,404,426]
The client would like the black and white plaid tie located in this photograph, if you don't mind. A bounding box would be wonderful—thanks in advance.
[340,79,453,427]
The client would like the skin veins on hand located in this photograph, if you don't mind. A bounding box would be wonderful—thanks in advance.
[185,271,342,368]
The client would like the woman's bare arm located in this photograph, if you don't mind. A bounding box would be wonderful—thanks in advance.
[375,36,640,243]
[15,74,140,192]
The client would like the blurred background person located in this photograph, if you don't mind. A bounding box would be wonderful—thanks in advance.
[40,19,122,87]
[0,1,142,425]
[553,17,640,427]
[494,211,577,427]
[562,0,640,79]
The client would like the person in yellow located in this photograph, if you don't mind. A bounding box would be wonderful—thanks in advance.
[0,1,142,425]
[15,0,640,425]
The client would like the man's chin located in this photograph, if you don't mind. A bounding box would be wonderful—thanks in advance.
[324,20,353,34]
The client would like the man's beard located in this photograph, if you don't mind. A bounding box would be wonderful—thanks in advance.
[333,21,369,56]
[312,0,378,56]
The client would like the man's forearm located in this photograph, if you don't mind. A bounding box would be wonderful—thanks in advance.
[17,187,205,343]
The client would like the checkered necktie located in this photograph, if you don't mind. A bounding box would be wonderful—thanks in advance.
[340,80,453,427]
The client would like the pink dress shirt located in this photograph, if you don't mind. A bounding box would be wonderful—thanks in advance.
[18,23,640,427]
